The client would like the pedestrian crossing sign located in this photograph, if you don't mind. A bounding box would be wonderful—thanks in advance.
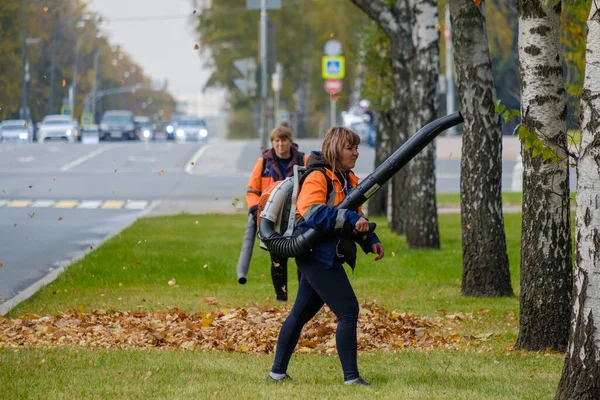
[322,56,345,79]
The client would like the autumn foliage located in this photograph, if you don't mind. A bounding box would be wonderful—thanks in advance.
[0,302,479,353]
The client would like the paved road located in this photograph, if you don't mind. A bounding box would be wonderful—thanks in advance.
[0,135,571,314]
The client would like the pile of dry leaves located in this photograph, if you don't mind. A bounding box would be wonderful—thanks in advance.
[0,302,470,353]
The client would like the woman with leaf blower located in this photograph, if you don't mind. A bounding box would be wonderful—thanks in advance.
[267,126,384,386]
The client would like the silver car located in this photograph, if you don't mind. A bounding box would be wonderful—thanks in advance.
[175,117,208,142]
[37,115,76,142]
[0,119,32,142]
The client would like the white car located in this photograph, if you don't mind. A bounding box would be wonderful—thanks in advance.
[37,115,76,142]
[0,119,32,142]
[175,117,208,142]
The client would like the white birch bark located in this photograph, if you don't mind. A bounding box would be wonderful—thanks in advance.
[516,0,571,351]
[405,0,440,248]
[556,4,600,397]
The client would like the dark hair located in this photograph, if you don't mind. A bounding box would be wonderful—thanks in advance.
[321,126,360,171]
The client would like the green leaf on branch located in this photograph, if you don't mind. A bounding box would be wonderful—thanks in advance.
[494,99,506,115]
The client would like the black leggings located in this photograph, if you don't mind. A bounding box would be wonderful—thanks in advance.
[270,254,302,301]
[270,256,360,381]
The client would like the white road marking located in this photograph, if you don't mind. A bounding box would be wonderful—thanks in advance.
[31,200,55,208]
[128,155,157,162]
[0,200,9,207]
[60,145,120,171]
[77,200,103,209]
[17,156,34,163]
[124,200,149,210]
[185,145,211,174]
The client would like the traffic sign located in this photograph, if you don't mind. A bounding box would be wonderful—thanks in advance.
[324,39,342,56]
[324,79,343,94]
[61,105,72,116]
[322,56,345,79]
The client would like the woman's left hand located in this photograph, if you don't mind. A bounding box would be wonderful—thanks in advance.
[371,243,384,261]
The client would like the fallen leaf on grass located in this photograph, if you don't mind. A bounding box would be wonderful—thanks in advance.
[168,278,177,288]
[202,264,208,269]
[0,302,473,353]
[203,297,218,306]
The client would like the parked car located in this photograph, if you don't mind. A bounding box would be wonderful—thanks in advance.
[37,114,76,142]
[175,117,208,142]
[134,116,155,141]
[0,119,33,143]
[99,110,138,140]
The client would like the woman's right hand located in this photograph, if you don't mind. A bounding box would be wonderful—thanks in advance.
[354,217,370,233]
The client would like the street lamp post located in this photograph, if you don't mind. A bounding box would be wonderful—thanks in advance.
[71,32,93,115]
[91,50,100,123]
[49,16,97,115]
[20,0,27,120]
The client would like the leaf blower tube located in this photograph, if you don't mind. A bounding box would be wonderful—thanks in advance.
[259,112,464,258]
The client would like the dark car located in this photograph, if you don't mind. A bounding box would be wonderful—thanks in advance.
[99,110,138,140]
[134,116,155,141]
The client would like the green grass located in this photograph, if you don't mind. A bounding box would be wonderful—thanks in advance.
[1,212,566,399]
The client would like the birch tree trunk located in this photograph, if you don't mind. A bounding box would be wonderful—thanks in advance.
[555,3,600,397]
[516,0,572,351]
[367,110,393,217]
[405,0,440,248]
[449,0,513,296]
[351,0,414,235]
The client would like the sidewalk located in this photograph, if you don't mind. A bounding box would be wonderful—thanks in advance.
[435,136,521,160]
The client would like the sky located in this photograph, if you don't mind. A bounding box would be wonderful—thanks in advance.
[86,0,213,100]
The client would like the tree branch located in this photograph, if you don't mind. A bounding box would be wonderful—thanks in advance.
[349,0,397,37]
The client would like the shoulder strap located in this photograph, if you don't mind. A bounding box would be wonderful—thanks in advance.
[296,151,305,166]
[299,167,335,206]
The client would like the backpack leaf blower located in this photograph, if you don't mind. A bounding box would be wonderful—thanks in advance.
[259,112,464,258]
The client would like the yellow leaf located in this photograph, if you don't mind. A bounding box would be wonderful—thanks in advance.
[61,79,66,87]
[168,278,177,287]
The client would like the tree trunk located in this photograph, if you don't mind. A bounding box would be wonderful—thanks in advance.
[515,0,572,351]
[351,0,414,236]
[555,3,600,398]
[367,109,393,217]
[449,0,513,296]
[406,0,440,248]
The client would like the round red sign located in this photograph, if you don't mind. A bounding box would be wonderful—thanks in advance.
[324,79,343,94]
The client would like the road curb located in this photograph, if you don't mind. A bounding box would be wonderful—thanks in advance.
[0,200,162,316]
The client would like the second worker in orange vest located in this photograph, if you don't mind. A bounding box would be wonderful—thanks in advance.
[246,122,309,301]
